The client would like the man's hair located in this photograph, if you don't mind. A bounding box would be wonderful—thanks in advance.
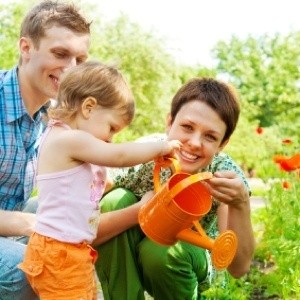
[48,61,135,124]
[170,78,240,144]
[20,0,91,48]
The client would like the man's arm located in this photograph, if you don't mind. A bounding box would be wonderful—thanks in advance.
[207,171,255,278]
[0,210,35,237]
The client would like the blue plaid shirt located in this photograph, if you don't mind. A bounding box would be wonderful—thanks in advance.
[0,67,46,211]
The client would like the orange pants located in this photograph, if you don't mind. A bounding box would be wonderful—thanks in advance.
[19,232,98,300]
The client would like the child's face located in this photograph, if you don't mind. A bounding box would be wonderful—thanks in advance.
[83,107,127,142]
[166,100,228,174]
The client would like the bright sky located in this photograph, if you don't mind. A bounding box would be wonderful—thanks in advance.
[96,0,300,66]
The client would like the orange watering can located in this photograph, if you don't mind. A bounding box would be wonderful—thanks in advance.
[138,157,238,270]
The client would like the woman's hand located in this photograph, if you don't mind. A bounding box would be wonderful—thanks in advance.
[203,170,249,208]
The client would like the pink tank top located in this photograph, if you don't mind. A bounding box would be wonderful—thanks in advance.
[35,120,106,244]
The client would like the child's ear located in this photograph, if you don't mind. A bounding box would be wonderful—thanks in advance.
[81,97,98,119]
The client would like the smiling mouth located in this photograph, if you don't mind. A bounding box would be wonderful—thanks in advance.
[180,150,200,161]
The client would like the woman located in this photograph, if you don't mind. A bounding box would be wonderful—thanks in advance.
[94,77,255,300]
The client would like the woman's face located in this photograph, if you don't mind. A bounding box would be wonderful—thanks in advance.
[167,100,228,174]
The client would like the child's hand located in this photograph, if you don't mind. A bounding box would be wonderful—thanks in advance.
[160,139,182,157]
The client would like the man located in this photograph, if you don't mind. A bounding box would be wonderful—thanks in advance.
[0,1,91,299]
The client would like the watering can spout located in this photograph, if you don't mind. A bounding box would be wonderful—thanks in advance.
[176,228,214,249]
[176,222,238,270]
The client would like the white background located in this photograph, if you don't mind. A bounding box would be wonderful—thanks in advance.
[96,0,300,66]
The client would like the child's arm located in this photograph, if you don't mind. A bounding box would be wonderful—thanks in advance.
[60,130,181,167]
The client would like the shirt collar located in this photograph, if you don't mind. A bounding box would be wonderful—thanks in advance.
[4,66,48,123]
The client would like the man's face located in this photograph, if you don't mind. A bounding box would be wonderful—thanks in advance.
[20,25,90,106]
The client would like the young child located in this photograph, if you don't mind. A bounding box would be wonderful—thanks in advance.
[18,61,181,299]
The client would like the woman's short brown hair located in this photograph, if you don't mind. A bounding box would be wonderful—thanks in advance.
[170,78,240,143]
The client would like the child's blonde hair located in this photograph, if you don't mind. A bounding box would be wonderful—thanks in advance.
[48,61,135,123]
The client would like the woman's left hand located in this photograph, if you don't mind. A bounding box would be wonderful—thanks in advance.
[203,170,249,208]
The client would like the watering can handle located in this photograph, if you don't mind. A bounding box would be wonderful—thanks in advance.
[169,172,213,199]
[153,156,213,197]
[153,157,181,192]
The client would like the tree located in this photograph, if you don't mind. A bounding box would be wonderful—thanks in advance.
[213,33,300,137]
[89,14,185,139]
[0,1,33,68]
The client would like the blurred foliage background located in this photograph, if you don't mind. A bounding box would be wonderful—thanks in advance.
[1,1,299,173]
[1,1,300,298]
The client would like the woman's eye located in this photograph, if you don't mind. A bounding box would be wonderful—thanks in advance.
[182,124,193,131]
[205,134,217,142]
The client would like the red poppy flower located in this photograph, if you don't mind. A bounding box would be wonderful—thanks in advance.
[273,155,287,164]
[282,181,291,189]
[279,161,295,172]
[277,154,300,172]
[256,127,263,134]
[282,138,293,145]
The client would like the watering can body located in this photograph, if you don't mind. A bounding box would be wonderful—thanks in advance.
[139,171,212,246]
